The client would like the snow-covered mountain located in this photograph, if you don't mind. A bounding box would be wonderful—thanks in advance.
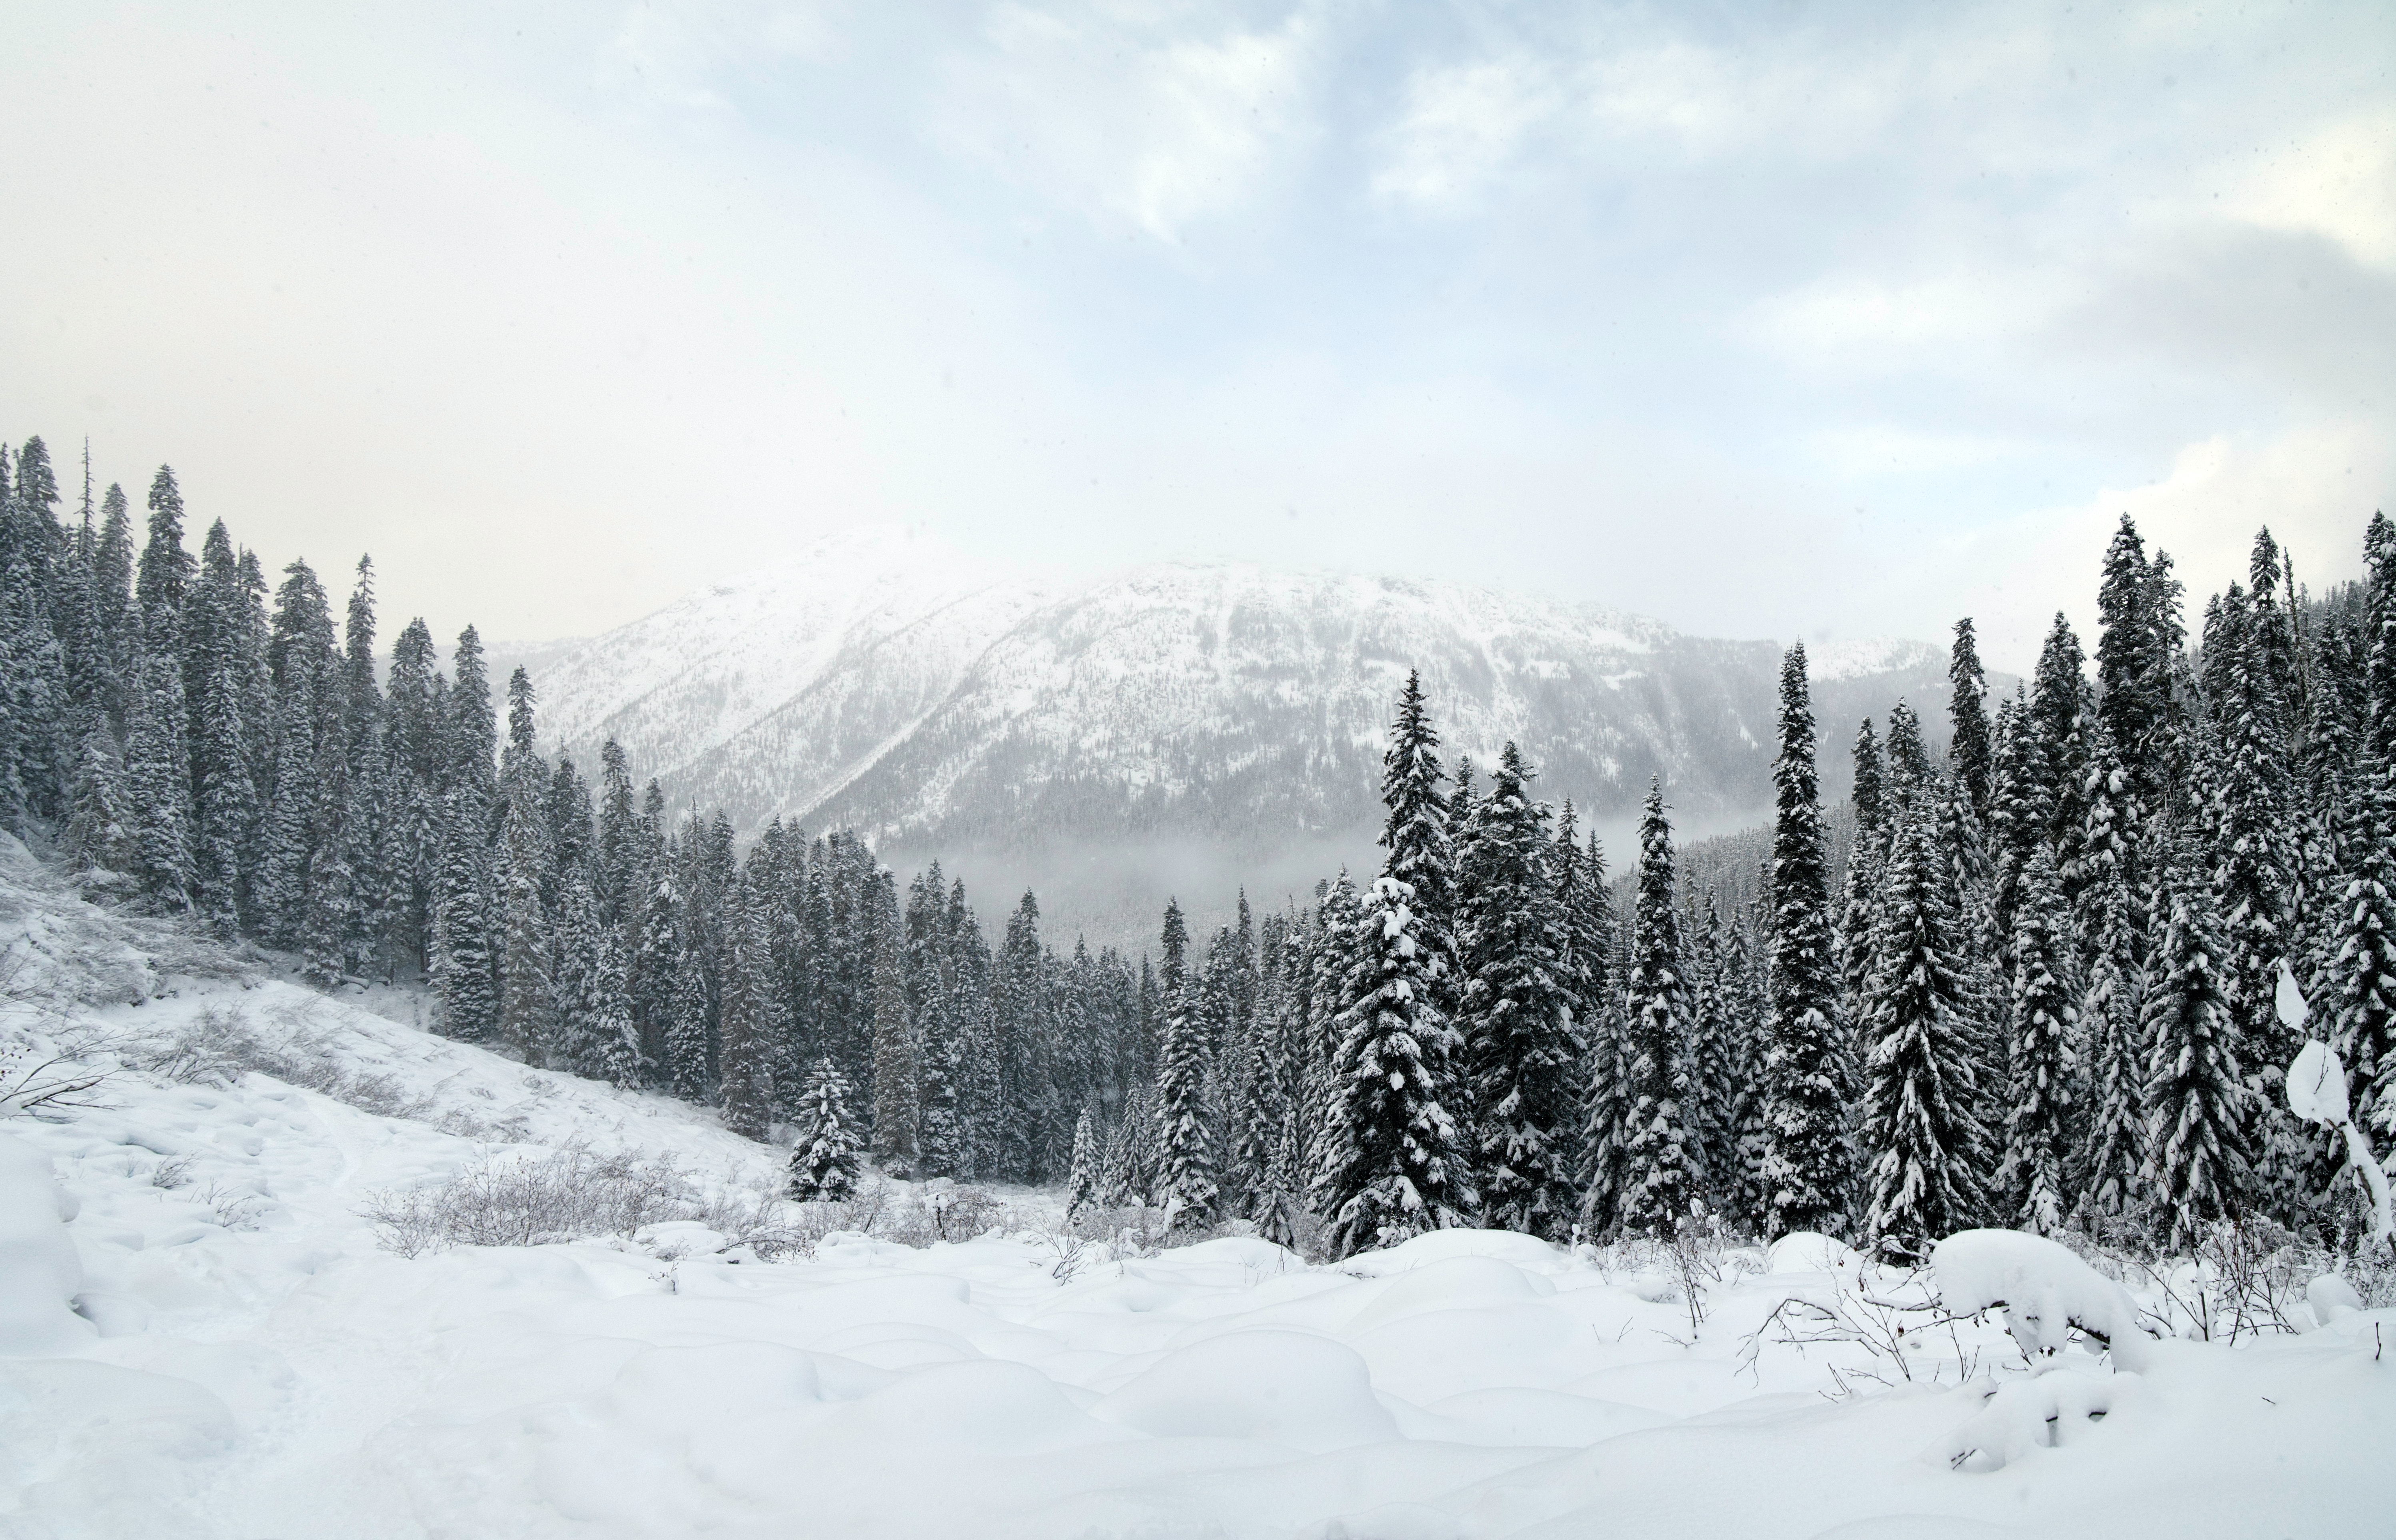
[533,528,1958,942]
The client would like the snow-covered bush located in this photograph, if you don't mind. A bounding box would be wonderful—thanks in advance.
[1930,1228,2153,1370]
[363,1143,721,1256]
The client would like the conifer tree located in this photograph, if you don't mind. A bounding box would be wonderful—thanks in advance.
[1948,618,1993,816]
[134,467,192,619]
[1883,702,1935,804]
[869,895,918,1172]
[1984,690,2045,948]
[92,483,134,730]
[1618,779,1698,1236]
[64,728,131,874]
[1684,893,1742,1205]
[2328,761,2396,1180]
[2074,860,2148,1222]
[121,640,195,907]
[2097,515,2172,815]
[497,776,556,1058]
[1459,742,1580,1237]
[787,1059,863,1201]
[1316,873,1475,1254]
[1762,644,1853,1237]
[552,862,608,1076]
[300,735,358,989]
[1722,909,1773,1232]
[1154,976,1219,1229]
[184,522,258,928]
[2001,844,2078,1234]
[2204,585,2302,1212]
[629,862,681,1078]
[718,879,776,1139]
[2140,825,2257,1250]
[1065,1107,1100,1219]
[1859,801,1993,1258]
[1378,670,1458,1013]
[667,940,712,1102]
[430,784,500,1040]
[2029,613,2093,901]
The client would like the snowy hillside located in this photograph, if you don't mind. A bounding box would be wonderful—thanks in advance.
[3,844,2391,1538]
[534,530,1955,940]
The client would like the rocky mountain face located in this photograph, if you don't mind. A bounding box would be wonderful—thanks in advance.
[526,528,1958,950]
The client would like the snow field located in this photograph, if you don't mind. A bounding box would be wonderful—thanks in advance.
[0,864,2392,1536]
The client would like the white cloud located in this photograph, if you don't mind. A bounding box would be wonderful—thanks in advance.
[600,0,844,111]
[1372,57,1558,209]
[2223,109,2396,269]
[932,2,1324,242]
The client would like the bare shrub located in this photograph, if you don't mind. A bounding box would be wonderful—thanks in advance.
[1740,1259,1988,1396]
[0,1026,117,1117]
[199,1180,268,1231]
[125,1004,448,1124]
[361,1142,707,1257]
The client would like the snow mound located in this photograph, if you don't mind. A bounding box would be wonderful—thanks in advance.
[1097,1330,1397,1450]
[1768,1230,1861,1275]
[1348,1255,1557,1331]
[0,1133,88,1354]
[1340,1227,1565,1276]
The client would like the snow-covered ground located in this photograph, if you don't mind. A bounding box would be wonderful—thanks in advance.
[2,841,2392,1538]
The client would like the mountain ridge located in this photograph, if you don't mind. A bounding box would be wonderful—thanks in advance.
[517,528,1963,948]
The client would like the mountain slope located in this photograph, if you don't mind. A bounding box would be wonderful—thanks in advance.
[536,529,1956,944]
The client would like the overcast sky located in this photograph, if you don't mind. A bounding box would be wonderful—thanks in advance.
[4,0,2391,671]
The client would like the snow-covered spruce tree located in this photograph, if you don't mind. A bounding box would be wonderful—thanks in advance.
[1684,893,1738,1208]
[299,734,358,990]
[1378,669,1459,1015]
[667,940,713,1102]
[1722,911,1773,1234]
[2000,843,2078,1234]
[1154,976,1220,1230]
[1839,719,1887,1044]
[496,774,556,1059]
[915,956,970,1180]
[252,665,321,948]
[869,890,918,1173]
[629,863,681,1082]
[2097,514,2174,818]
[1762,643,1854,1238]
[430,784,500,1041]
[787,1059,864,1201]
[1316,873,1476,1256]
[63,726,131,874]
[1949,618,1993,818]
[2073,860,2148,1224]
[2202,585,2304,1216]
[1883,701,1935,805]
[2028,612,2093,910]
[1859,800,1994,1260]
[2140,822,2258,1251]
[1302,870,1361,1209]
[1065,1106,1099,1219]
[1930,768,2008,1184]
[1984,689,2046,950]
[1617,779,1698,1238]
[2329,760,2396,1186]
[1460,742,1581,1239]
[716,880,775,1140]
[121,636,195,909]
[551,862,608,1076]
[185,522,259,930]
